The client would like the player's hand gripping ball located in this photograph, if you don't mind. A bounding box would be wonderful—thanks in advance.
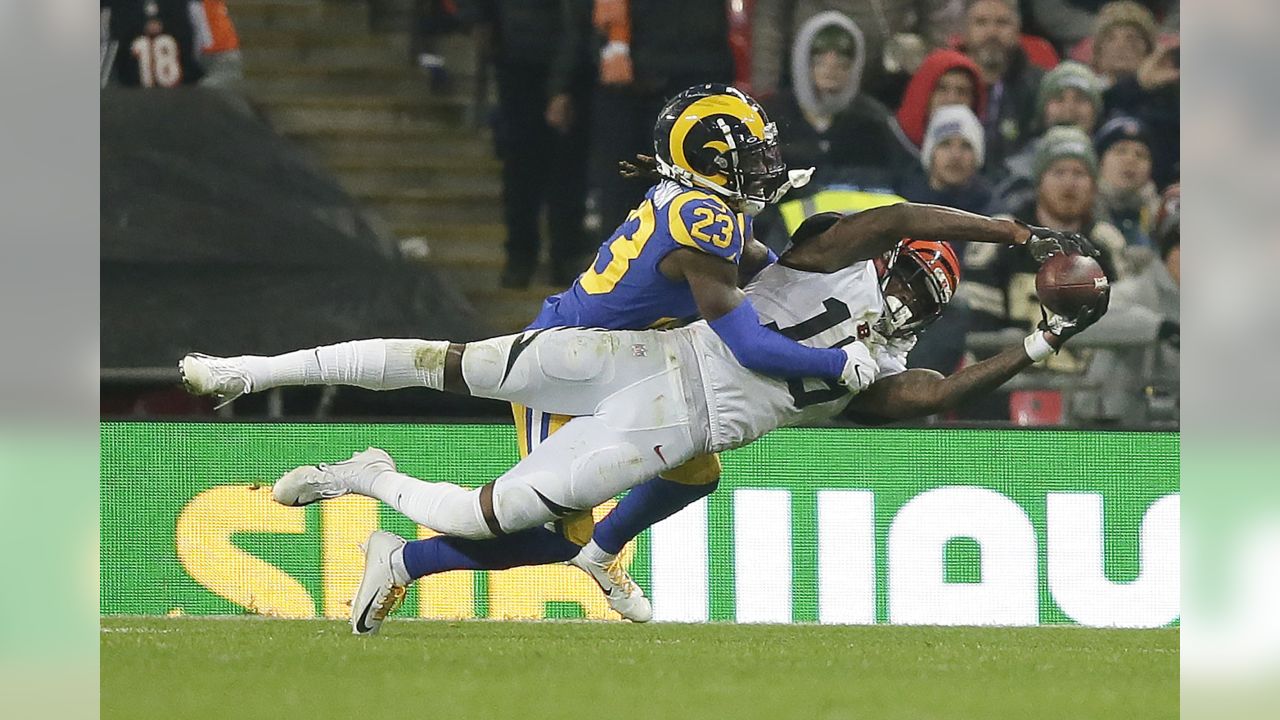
[1035,253,1109,316]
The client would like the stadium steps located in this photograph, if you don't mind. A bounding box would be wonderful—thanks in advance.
[227,0,548,332]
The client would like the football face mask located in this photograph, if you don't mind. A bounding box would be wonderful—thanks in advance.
[876,240,960,338]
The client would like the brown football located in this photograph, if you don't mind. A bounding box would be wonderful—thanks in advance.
[1035,253,1109,316]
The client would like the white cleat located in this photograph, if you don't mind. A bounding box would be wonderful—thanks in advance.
[351,530,408,636]
[179,353,252,409]
[569,552,653,623]
[272,448,395,507]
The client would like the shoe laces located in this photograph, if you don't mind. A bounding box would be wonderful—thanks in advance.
[372,584,406,622]
[207,360,252,410]
[603,556,639,597]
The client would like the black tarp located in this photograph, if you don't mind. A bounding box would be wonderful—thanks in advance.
[102,88,488,369]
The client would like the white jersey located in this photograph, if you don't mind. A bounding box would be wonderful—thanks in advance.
[676,260,915,453]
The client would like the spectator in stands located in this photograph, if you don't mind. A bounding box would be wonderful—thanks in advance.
[892,49,987,160]
[953,126,1126,419]
[992,60,1103,208]
[1026,0,1176,49]
[762,11,913,189]
[1094,115,1159,247]
[898,105,993,376]
[102,0,243,89]
[956,0,1046,169]
[751,0,963,104]
[899,105,994,221]
[963,126,1126,338]
[1089,1,1159,87]
[472,1,596,288]
[1105,39,1179,187]
[1070,187,1179,425]
[585,0,735,240]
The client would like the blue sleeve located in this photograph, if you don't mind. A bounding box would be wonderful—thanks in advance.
[707,300,846,380]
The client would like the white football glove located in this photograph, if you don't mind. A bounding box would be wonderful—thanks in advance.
[838,341,879,393]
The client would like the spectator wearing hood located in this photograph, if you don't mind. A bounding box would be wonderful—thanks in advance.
[1094,115,1159,247]
[892,49,987,161]
[956,0,1046,169]
[763,11,914,188]
[898,105,995,222]
[751,0,963,104]
[991,60,1104,208]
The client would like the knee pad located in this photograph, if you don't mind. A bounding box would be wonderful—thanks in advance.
[461,336,515,393]
[490,472,571,534]
[536,332,617,383]
[661,453,722,486]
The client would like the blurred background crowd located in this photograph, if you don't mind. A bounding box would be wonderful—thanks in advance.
[100,0,1180,428]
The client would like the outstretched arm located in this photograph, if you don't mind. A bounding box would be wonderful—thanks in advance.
[781,203,1029,273]
[843,346,1034,422]
[844,290,1110,423]
[665,248,875,388]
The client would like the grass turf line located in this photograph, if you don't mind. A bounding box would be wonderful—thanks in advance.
[101,617,1177,720]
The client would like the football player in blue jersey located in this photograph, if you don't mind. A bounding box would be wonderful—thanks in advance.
[186,83,862,622]
[510,84,830,621]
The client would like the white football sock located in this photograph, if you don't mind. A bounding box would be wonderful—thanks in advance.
[578,539,616,564]
[388,546,411,586]
[238,339,448,392]
[350,468,491,540]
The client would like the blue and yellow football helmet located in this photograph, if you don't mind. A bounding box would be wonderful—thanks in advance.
[653,84,787,214]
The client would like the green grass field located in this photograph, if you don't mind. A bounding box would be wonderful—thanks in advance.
[101,617,1177,719]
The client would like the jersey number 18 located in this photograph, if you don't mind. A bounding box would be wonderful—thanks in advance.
[131,34,183,88]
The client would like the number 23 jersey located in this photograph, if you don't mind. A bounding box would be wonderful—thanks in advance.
[680,259,915,452]
[529,181,750,332]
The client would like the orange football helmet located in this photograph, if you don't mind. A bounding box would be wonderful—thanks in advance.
[876,239,961,336]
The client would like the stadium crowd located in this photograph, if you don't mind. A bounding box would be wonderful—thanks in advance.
[465,0,1179,426]
[100,0,1178,427]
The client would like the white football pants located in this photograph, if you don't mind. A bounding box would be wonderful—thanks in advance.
[373,328,704,539]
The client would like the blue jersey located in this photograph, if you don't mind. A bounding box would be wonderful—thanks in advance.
[529,181,751,331]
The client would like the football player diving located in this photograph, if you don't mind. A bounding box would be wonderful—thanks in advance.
[181,200,1107,635]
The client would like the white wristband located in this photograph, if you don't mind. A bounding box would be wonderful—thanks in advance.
[1023,332,1055,362]
[601,41,630,59]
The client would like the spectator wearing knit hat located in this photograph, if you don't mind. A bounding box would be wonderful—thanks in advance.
[961,126,1126,340]
[1103,26,1179,187]
[1024,0,1176,49]
[1095,115,1160,248]
[1089,1,1160,86]
[990,61,1104,209]
[955,0,1046,169]
[897,104,994,377]
[891,49,987,162]
[899,105,996,224]
[947,125,1124,419]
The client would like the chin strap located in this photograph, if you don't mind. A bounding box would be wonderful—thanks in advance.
[744,167,816,215]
